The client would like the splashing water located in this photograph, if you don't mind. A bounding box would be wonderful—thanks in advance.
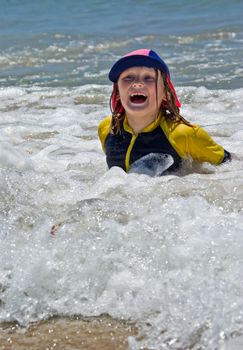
[0,85,243,349]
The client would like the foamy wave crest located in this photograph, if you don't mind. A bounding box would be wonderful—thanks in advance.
[0,143,33,171]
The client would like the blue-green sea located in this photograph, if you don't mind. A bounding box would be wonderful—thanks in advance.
[0,0,242,88]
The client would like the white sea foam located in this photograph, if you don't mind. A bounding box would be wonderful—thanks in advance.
[0,85,243,349]
[0,142,34,170]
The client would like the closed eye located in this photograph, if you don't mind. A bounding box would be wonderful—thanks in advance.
[122,75,135,82]
[143,75,156,82]
[121,74,156,83]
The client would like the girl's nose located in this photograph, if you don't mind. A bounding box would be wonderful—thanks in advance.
[132,79,143,88]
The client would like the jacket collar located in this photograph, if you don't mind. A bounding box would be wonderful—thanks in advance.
[123,112,162,134]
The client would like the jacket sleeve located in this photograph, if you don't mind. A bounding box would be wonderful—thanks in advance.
[98,116,112,153]
[170,123,226,165]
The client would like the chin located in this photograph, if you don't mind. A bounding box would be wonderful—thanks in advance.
[126,101,150,111]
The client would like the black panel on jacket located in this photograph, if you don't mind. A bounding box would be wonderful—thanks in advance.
[104,126,181,172]
[130,127,181,171]
[105,131,132,170]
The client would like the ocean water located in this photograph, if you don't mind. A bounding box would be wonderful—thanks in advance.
[0,1,243,349]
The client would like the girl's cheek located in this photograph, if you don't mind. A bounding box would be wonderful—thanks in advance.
[119,82,130,90]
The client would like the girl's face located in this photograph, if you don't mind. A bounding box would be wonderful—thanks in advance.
[117,66,166,119]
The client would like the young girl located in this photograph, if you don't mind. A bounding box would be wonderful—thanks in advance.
[98,49,231,175]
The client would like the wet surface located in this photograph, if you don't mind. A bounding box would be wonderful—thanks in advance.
[0,315,137,350]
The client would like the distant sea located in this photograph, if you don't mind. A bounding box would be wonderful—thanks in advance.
[0,0,242,89]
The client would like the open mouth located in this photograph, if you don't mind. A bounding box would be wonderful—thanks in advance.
[130,93,147,104]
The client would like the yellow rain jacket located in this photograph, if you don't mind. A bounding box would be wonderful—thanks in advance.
[98,113,227,172]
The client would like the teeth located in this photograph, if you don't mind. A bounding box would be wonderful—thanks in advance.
[130,93,146,97]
